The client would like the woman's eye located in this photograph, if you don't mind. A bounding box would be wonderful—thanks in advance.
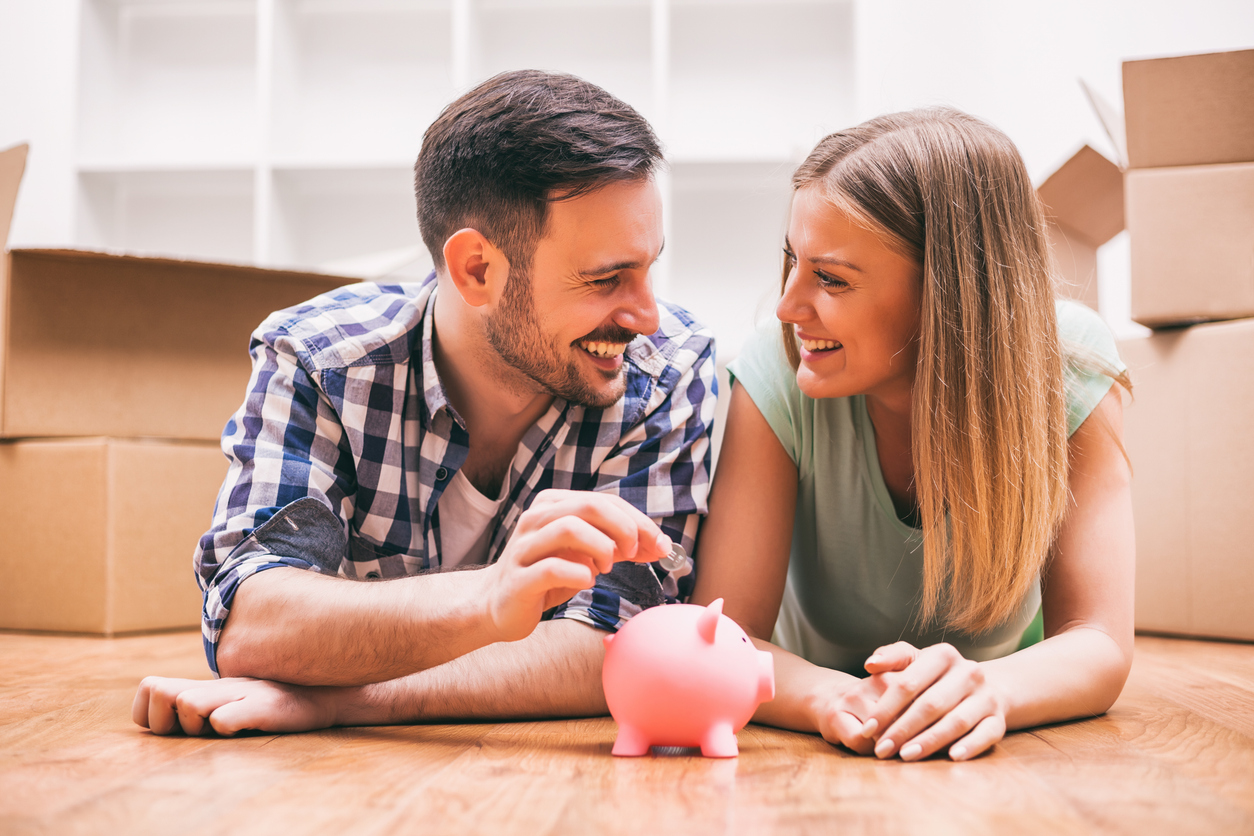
[815,270,848,289]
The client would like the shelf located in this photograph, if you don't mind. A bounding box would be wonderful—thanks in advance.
[78,0,258,168]
[268,166,429,278]
[77,168,255,263]
[471,0,653,121]
[667,0,855,161]
[270,0,454,164]
[666,160,794,357]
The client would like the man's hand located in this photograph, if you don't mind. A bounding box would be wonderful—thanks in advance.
[483,489,672,642]
[853,641,1009,762]
[132,676,337,736]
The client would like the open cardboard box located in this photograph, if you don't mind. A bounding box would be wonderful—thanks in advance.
[1085,48,1254,327]
[1036,145,1124,312]
[0,142,356,440]
[0,437,225,634]
[1119,318,1254,642]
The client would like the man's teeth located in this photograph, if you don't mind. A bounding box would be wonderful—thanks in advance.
[801,338,841,352]
[580,341,628,358]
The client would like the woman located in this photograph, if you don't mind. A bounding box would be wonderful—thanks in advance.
[692,108,1134,762]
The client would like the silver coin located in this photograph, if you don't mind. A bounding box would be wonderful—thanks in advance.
[658,543,690,573]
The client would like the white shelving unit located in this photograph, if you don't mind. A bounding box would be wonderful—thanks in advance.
[73,0,857,354]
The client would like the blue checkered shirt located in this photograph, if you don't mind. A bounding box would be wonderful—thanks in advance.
[194,274,716,675]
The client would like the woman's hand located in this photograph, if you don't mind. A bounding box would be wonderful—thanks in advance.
[856,641,1009,761]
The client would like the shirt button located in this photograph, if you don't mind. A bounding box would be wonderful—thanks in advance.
[435,467,449,481]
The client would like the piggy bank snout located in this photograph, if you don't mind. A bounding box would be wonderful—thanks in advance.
[757,650,775,704]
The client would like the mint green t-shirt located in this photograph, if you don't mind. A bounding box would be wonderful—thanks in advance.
[726,300,1125,674]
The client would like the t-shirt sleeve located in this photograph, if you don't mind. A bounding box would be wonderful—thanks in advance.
[1057,300,1127,437]
[726,324,803,466]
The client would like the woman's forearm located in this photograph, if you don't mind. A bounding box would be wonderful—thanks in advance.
[749,637,860,733]
[982,625,1132,732]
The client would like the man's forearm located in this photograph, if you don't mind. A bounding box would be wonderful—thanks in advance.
[216,567,499,685]
[332,619,609,724]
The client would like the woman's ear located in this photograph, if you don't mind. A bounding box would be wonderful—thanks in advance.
[442,228,510,308]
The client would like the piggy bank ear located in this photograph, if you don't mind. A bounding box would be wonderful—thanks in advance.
[698,598,724,644]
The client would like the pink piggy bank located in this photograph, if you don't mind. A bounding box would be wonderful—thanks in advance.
[602,598,775,758]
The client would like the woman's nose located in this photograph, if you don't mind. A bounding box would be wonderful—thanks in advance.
[775,267,808,324]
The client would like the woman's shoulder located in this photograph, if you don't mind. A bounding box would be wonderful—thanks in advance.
[1056,299,1123,367]
[1055,300,1126,436]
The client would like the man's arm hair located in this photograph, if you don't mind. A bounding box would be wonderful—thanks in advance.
[335,618,609,724]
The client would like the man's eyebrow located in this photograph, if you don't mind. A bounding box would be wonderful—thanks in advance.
[784,236,863,273]
[578,241,666,277]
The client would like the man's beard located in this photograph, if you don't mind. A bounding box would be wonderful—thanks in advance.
[484,268,636,410]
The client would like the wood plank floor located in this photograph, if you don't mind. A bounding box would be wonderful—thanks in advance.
[1,631,1252,835]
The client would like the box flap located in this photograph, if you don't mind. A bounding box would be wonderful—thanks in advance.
[1080,80,1127,169]
[1123,48,1254,168]
[0,143,29,252]
[1037,145,1125,247]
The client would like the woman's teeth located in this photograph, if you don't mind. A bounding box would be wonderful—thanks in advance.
[581,341,628,358]
[801,338,841,352]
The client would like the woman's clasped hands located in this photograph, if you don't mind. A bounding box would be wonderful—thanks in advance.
[815,641,1009,762]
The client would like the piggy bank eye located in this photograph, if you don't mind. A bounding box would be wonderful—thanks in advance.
[741,637,748,643]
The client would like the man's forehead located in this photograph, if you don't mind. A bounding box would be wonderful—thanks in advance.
[539,179,664,268]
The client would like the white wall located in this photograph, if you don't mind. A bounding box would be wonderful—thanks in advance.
[0,0,79,247]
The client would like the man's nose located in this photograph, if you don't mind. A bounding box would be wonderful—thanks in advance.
[617,273,660,337]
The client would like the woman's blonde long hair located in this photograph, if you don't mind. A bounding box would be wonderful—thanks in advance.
[785,108,1073,634]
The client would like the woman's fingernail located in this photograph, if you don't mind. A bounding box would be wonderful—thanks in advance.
[860,718,878,738]
[950,745,967,760]
[866,655,884,665]
[900,743,922,761]
[656,533,672,554]
[875,738,895,758]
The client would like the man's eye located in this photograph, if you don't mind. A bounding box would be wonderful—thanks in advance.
[591,275,620,289]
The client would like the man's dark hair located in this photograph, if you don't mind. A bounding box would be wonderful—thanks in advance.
[415,69,663,273]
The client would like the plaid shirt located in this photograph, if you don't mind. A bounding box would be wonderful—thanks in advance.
[195,274,716,675]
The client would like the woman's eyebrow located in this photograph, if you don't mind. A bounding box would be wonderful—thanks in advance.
[810,255,864,273]
[784,238,863,273]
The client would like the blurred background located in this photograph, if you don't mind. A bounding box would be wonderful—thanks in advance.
[2,0,1253,356]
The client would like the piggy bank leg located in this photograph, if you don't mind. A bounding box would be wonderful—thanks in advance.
[699,723,738,758]
[611,724,652,757]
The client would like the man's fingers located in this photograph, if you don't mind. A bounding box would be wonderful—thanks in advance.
[175,684,250,737]
[518,557,598,603]
[514,516,618,574]
[523,491,668,563]
[136,677,209,735]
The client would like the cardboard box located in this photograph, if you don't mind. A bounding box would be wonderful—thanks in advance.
[1119,319,1254,642]
[0,142,356,440]
[1079,50,1254,327]
[0,437,225,634]
[1126,162,1254,327]
[1037,145,1124,310]
[1123,48,1254,169]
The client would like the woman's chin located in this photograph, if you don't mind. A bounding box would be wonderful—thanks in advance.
[795,368,858,401]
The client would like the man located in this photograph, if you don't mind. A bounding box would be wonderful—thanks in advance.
[133,70,715,736]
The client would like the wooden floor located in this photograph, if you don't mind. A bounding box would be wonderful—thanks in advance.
[1,632,1253,835]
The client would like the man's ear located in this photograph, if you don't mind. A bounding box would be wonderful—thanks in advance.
[442,228,509,308]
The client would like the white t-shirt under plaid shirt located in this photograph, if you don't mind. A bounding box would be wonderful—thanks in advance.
[194,274,717,675]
